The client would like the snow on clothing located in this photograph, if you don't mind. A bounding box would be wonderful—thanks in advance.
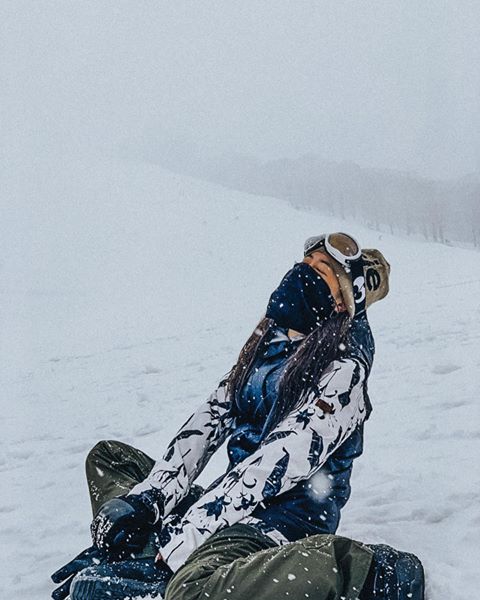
[163,525,374,600]
[163,525,424,600]
[130,314,374,573]
[265,261,335,334]
[77,438,424,600]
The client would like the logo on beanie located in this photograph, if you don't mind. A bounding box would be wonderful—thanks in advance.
[366,268,381,291]
[362,254,383,292]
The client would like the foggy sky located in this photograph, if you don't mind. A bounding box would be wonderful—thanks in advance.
[2,0,479,179]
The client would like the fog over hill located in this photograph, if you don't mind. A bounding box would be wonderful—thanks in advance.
[3,1,479,249]
[124,142,480,249]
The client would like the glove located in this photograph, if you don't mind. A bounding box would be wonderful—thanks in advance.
[90,489,164,559]
[50,545,104,600]
[68,556,174,600]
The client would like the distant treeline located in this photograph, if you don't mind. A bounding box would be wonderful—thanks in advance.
[131,137,480,249]
[200,154,480,248]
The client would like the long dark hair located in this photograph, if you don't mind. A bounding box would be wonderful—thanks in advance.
[226,316,274,405]
[226,312,352,436]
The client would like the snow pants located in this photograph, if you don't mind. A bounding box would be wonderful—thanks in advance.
[86,439,156,518]
[85,440,424,600]
[85,441,373,598]
[164,523,374,600]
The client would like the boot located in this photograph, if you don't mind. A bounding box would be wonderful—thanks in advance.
[360,543,425,599]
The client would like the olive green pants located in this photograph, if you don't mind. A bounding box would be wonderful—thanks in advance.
[165,524,373,600]
[86,439,156,517]
[86,439,162,558]
[86,440,373,600]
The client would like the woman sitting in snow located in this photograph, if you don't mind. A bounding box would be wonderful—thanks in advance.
[51,233,424,600]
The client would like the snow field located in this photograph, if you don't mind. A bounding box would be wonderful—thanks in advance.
[1,156,479,598]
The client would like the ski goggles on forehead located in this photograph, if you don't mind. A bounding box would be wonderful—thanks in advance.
[303,232,361,266]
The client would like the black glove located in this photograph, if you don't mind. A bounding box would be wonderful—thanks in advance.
[68,556,174,600]
[50,545,105,600]
[90,489,164,559]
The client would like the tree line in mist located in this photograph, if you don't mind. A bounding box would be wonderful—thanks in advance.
[201,154,480,249]
[130,138,480,249]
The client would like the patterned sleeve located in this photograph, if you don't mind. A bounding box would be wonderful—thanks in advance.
[159,357,368,572]
[128,381,234,517]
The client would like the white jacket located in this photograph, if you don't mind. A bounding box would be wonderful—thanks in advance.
[130,355,369,573]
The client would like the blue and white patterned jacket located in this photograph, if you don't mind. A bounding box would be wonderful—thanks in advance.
[131,315,374,572]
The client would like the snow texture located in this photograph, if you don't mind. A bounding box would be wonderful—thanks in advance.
[1,156,479,599]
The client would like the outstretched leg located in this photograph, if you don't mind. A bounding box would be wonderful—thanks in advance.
[165,525,424,600]
[165,525,373,600]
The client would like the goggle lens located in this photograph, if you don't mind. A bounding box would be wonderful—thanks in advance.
[328,233,359,258]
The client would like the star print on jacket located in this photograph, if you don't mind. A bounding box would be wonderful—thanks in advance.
[131,356,370,573]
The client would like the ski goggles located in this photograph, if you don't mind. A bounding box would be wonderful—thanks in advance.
[303,232,361,266]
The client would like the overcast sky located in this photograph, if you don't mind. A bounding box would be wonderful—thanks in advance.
[2,1,479,179]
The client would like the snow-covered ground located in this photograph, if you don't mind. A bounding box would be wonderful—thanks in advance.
[1,156,479,599]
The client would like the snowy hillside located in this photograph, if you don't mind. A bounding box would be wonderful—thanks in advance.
[1,157,479,599]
